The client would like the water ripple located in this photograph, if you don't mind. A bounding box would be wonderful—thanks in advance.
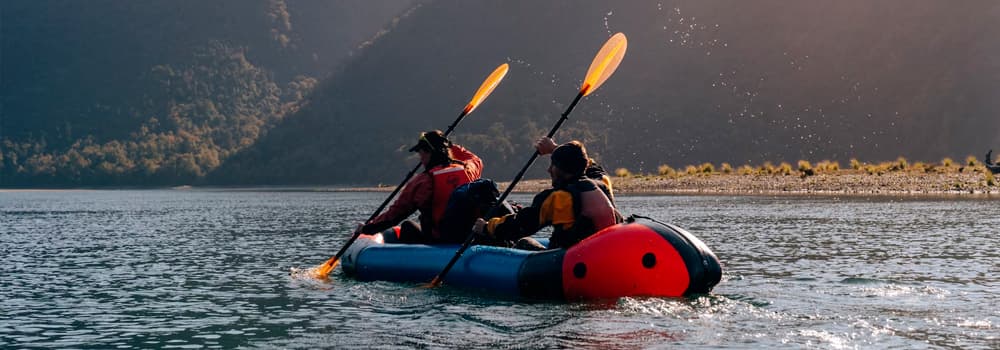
[2,191,997,348]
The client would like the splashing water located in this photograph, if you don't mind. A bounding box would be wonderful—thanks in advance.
[289,258,337,281]
[603,10,614,34]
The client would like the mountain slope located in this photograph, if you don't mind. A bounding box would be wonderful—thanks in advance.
[216,0,1000,185]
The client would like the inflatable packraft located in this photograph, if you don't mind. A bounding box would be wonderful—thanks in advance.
[341,216,722,300]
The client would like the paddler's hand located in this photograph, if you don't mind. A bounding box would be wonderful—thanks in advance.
[355,223,365,234]
[535,137,558,155]
[472,218,489,237]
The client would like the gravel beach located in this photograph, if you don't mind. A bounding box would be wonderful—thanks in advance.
[340,163,1000,196]
[510,170,1000,196]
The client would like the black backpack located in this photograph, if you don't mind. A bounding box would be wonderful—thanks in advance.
[437,178,515,243]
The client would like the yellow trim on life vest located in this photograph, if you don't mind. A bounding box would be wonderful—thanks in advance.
[540,190,574,230]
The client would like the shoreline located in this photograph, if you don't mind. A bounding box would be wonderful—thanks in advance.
[330,169,1000,197]
[5,170,998,197]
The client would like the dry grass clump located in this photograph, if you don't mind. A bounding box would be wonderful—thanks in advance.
[699,163,715,174]
[910,162,933,173]
[864,163,888,175]
[720,162,733,174]
[891,157,909,171]
[797,160,815,177]
[942,157,954,168]
[850,158,863,170]
[757,162,775,175]
[966,156,979,167]
[738,165,754,175]
[815,160,840,173]
[777,162,793,176]
[684,165,699,176]
[615,168,632,177]
[657,164,676,177]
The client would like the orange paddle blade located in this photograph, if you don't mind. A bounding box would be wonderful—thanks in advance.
[581,33,628,96]
[311,257,339,279]
[463,63,509,115]
[420,277,442,289]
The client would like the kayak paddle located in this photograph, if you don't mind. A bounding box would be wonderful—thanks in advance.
[428,33,628,287]
[308,63,510,279]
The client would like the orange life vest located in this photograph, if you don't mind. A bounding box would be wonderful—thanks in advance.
[545,178,621,248]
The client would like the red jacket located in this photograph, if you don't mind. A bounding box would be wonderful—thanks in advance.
[362,145,482,235]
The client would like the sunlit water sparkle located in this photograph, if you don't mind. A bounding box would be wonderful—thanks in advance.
[2,190,997,348]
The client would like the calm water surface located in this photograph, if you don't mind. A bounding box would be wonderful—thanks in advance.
[1,190,997,349]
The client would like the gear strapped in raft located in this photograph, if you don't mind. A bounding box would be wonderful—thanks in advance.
[340,216,722,300]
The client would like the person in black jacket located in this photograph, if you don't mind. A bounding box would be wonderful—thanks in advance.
[473,138,623,250]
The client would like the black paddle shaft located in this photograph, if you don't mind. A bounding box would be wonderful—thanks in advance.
[329,110,470,262]
[431,90,586,285]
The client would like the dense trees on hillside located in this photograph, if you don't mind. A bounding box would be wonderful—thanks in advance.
[1,42,314,186]
[0,1,414,187]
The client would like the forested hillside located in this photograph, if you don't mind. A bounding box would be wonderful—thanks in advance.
[3,1,998,186]
[1,0,414,186]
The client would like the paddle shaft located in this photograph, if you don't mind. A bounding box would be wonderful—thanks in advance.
[430,90,586,286]
[329,110,470,263]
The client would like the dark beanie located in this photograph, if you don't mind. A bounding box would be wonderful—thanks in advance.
[550,141,588,175]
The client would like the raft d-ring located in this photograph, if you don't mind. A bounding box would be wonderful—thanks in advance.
[573,262,587,279]
[642,252,657,268]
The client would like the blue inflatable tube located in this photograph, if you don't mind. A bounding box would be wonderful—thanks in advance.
[341,216,722,300]
[345,242,546,296]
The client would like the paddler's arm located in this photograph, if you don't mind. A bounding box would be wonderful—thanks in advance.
[474,189,571,241]
[449,144,482,179]
[475,206,540,242]
[361,173,431,233]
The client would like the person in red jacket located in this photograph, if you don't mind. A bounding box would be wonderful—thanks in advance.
[360,130,483,244]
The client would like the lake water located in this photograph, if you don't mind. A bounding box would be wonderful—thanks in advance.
[1,190,997,349]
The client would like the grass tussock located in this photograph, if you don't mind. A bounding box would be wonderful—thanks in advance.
[966,156,979,167]
[778,162,794,176]
[864,163,885,175]
[850,158,863,170]
[684,165,699,176]
[615,168,632,178]
[797,160,814,177]
[891,157,908,172]
[910,162,931,173]
[720,162,733,174]
[699,163,715,174]
[657,164,676,177]
[815,160,840,173]
[757,162,775,175]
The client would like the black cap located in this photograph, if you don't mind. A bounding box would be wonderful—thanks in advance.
[408,130,451,153]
